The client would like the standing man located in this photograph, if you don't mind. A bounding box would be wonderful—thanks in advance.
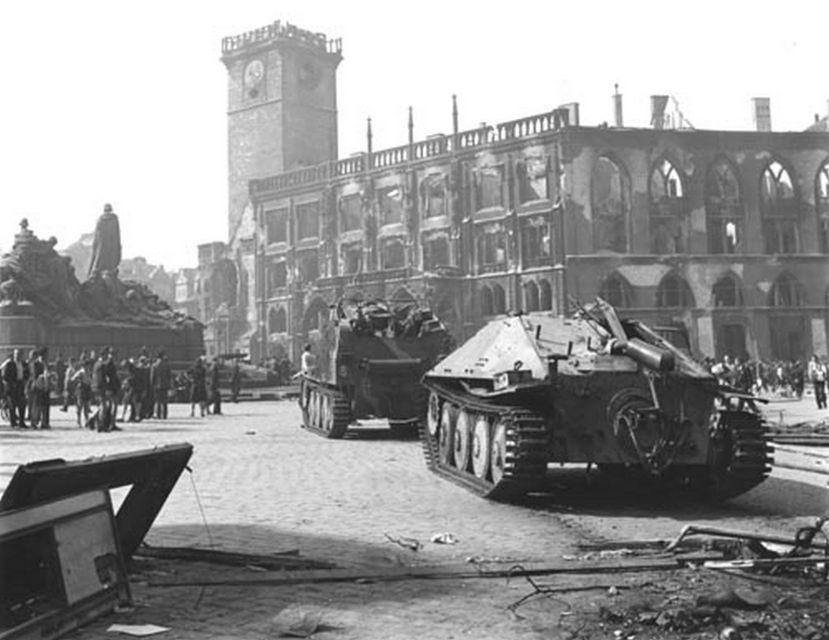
[2,349,29,428]
[229,359,241,403]
[807,354,827,410]
[62,357,78,412]
[208,357,222,415]
[151,351,171,419]
[30,348,51,429]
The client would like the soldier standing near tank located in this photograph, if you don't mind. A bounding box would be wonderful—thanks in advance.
[30,348,51,429]
[151,351,171,419]
[229,359,241,403]
[808,354,827,409]
[208,357,222,415]
[61,357,78,412]
[2,349,29,428]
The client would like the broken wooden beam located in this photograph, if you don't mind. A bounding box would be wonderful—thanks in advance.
[147,551,724,588]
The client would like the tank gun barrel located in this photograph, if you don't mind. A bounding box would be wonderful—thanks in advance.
[613,338,675,372]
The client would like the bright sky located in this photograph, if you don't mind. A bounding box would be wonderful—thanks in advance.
[1,1,827,270]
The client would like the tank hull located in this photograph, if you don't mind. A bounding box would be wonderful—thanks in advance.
[420,306,773,501]
[300,300,450,439]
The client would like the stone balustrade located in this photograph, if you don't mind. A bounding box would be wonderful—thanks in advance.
[249,108,565,196]
[222,20,341,56]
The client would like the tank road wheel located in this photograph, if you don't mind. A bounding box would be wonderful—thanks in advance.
[453,410,472,471]
[309,389,320,429]
[471,415,491,480]
[490,420,508,485]
[438,404,455,465]
[426,391,441,437]
[320,394,333,433]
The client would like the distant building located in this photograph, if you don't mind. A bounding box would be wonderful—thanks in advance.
[174,268,200,319]
[208,19,829,364]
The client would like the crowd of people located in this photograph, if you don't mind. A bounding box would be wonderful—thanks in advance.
[704,353,828,409]
[0,347,235,432]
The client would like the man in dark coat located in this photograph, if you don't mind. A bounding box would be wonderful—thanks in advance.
[151,351,171,419]
[208,358,222,416]
[2,349,29,428]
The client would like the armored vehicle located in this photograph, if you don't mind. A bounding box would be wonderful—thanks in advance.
[300,299,451,438]
[421,299,772,500]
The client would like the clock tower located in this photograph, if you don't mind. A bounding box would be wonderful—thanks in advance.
[221,21,342,235]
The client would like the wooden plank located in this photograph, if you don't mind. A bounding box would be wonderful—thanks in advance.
[148,552,724,588]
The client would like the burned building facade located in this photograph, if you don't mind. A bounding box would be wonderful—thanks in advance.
[215,20,829,364]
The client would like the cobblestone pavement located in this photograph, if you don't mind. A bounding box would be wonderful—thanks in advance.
[1,398,826,639]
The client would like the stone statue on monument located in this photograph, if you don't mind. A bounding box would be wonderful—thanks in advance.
[87,203,122,278]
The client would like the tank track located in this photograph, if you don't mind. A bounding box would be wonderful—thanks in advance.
[419,383,549,499]
[299,379,352,439]
[705,408,774,500]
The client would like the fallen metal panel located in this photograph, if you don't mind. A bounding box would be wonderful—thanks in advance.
[0,489,130,640]
[0,443,193,559]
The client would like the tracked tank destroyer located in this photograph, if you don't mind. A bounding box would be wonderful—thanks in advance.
[421,299,772,501]
[300,298,451,438]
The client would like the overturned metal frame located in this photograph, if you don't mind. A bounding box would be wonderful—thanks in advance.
[0,443,193,559]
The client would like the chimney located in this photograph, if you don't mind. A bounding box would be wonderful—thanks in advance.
[752,97,772,132]
[613,84,623,127]
[650,95,669,129]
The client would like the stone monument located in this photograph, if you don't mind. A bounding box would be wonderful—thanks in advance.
[0,209,203,365]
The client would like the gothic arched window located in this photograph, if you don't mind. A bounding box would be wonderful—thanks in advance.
[712,274,743,307]
[480,285,494,316]
[816,159,829,254]
[524,281,540,312]
[539,280,553,311]
[650,157,687,254]
[761,159,799,254]
[768,272,805,307]
[599,273,632,308]
[656,273,695,309]
[592,156,630,253]
[492,284,507,315]
[706,157,743,254]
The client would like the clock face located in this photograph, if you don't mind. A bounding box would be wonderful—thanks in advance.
[244,59,265,87]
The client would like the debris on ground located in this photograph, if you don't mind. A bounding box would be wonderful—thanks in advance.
[430,532,458,544]
[270,605,323,638]
[107,623,170,636]
[383,533,422,552]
